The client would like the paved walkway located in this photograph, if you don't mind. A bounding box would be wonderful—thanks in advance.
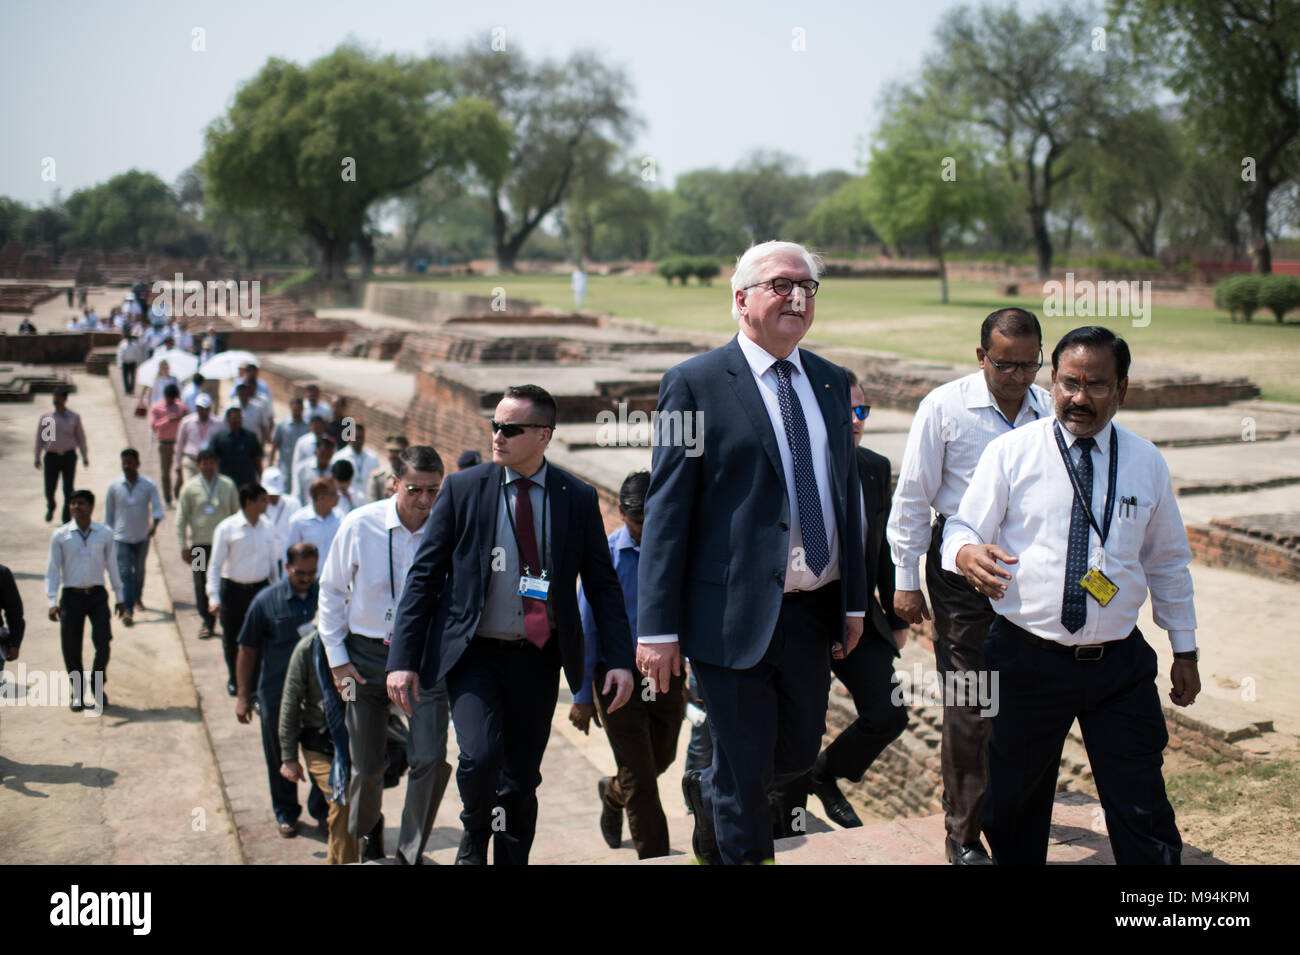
[0,370,240,864]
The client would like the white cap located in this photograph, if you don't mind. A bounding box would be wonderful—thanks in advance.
[261,467,285,496]
[195,393,213,409]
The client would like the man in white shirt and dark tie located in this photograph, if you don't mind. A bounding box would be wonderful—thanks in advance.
[886,307,1049,865]
[208,483,283,697]
[942,325,1200,865]
[45,489,126,712]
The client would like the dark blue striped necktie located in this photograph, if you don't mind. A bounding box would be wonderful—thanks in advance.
[773,359,828,576]
[1061,436,1095,633]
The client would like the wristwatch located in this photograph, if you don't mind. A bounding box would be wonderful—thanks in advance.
[1173,650,1199,662]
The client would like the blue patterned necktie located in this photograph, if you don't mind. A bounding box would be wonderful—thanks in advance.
[1061,436,1096,633]
[772,359,828,576]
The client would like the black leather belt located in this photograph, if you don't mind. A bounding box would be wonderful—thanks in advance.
[1014,623,1132,661]
[223,578,268,591]
[63,585,104,594]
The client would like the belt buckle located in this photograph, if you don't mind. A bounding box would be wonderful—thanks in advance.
[1074,644,1104,661]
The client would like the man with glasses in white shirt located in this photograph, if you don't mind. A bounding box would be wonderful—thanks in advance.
[886,307,1049,865]
[943,325,1199,865]
[319,445,451,865]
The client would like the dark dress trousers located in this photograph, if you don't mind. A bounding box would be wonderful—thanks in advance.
[782,445,910,817]
[637,335,867,864]
[389,460,634,864]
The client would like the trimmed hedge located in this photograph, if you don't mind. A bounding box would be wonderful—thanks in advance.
[657,256,722,286]
[1215,273,1300,323]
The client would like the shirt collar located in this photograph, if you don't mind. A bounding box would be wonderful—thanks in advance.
[1055,416,1113,456]
[736,330,805,381]
[965,373,1046,421]
[611,523,639,553]
[505,461,548,488]
[384,495,432,536]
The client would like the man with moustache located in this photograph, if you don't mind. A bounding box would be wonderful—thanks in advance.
[943,326,1199,865]
[886,307,1049,864]
[637,240,867,865]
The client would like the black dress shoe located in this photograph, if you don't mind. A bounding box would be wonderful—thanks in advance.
[946,836,994,865]
[226,681,238,697]
[810,764,863,829]
[681,770,723,865]
[455,830,490,865]
[45,506,55,522]
[362,814,385,860]
[69,695,83,712]
[597,777,623,849]
[278,821,298,838]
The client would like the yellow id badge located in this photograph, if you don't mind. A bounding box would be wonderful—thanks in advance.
[1079,567,1118,606]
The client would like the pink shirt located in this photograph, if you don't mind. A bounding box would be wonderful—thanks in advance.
[176,412,221,457]
[149,399,187,442]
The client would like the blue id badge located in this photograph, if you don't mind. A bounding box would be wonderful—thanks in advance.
[518,576,551,601]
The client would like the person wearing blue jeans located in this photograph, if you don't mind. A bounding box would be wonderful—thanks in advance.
[104,448,163,627]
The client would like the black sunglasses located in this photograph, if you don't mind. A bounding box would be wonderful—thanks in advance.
[852,404,871,420]
[491,419,552,438]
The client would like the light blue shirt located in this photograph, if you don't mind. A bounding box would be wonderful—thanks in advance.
[103,475,164,543]
[575,524,638,704]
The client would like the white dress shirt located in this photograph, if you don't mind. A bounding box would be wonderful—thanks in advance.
[236,397,273,443]
[318,497,430,666]
[45,521,125,606]
[176,412,221,458]
[207,511,283,604]
[303,399,332,424]
[292,432,320,471]
[265,497,295,541]
[735,330,842,593]
[103,475,164,543]
[888,372,1050,590]
[940,416,1197,651]
[287,505,342,559]
[331,445,380,498]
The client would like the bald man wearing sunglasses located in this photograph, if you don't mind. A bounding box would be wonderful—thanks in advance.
[387,384,635,865]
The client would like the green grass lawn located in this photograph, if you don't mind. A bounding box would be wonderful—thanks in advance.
[376,273,1300,403]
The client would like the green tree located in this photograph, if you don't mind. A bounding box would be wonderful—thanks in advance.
[1112,0,1300,273]
[926,2,1137,278]
[862,89,992,302]
[203,42,506,278]
[63,170,183,251]
[454,43,638,271]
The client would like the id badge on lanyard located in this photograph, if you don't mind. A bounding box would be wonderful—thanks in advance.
[1054,422,1120,607]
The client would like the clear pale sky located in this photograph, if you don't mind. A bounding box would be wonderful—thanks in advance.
[1,0,1061,206]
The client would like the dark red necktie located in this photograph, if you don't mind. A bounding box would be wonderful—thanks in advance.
[514,478,550,647]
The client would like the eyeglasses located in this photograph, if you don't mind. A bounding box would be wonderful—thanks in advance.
[745,277,820,298]
[852,404,871,421]
[402,484,442,498]
[491,420,552,438]
[985,348,1044,375]
[1055,377,1115,400]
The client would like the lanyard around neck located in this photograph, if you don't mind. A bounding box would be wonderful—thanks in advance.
[501,472,549,578]
[1052,421,1119,548]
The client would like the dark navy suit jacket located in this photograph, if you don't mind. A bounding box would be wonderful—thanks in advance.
[637,335,868,669]
[387,460,634,693]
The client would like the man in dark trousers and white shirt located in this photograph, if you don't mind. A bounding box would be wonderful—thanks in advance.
[943,325,1200,865]
[637,241,867,865]
[886,307,1049,864]
[319,446,453,865]
[387,387,635,865]
[45,490,126,711]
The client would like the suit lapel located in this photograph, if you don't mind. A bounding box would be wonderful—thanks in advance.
[725,337,785,483]
[477,464,501,584]
[544,461,571,575]
[804,352,848,503]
